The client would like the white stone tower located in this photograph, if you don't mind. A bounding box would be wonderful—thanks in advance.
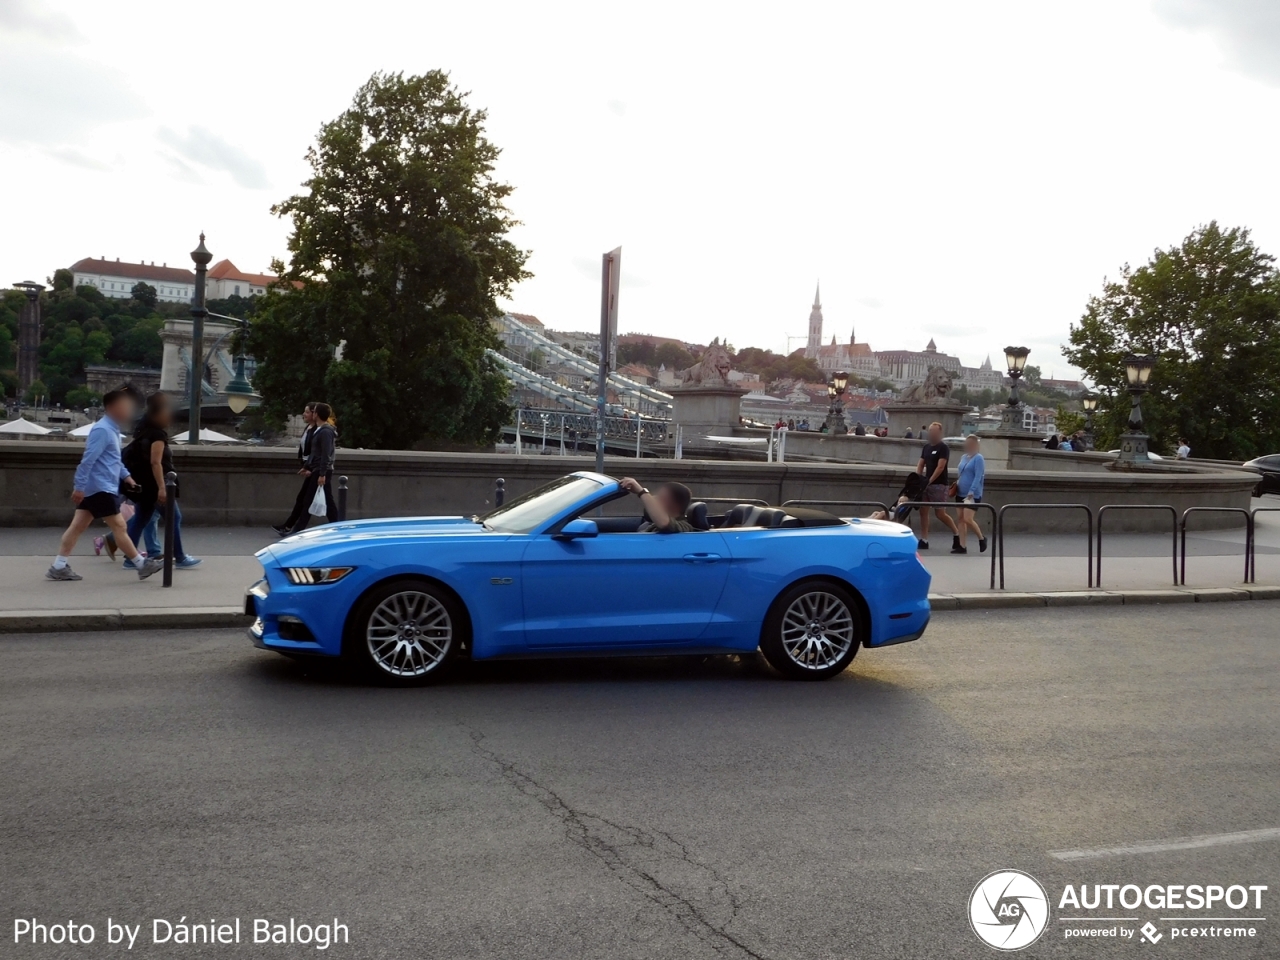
[805,283,823,359]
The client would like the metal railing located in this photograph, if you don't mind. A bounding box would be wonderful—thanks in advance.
[1096,505,1178,588]
[1249,507,1280,583]
[510,409,668,456]
[1180,507,1251,585]
[998,503,1092,589]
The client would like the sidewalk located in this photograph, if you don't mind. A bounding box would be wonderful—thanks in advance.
[1,516,1277,631]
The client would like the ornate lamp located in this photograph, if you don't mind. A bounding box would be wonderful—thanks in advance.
[223,356,258,415]
[1080,392,1098,450]
[824,372,849,434]
[1000,346,1031,430]
[1118,354,1156,462]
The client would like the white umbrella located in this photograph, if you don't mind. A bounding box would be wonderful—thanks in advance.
[68,421,128,439]
[171,427,241,443]
[0,417,52,435]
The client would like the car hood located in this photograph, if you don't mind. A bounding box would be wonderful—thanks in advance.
[257,515,498,564]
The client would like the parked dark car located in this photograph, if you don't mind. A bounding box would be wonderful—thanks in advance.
[1244,454,1280,497]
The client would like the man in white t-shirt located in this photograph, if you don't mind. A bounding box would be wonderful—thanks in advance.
[1176,438,1191,459]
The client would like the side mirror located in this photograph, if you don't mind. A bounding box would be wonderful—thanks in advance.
[555,518,598,540]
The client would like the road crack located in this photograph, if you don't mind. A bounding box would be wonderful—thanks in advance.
[465,726,767,960]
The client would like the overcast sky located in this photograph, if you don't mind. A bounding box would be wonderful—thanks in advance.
[3,0,1280,378]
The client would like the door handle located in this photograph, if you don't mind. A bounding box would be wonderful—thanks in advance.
[683,553,722,563]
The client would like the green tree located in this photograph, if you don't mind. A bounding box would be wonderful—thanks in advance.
[130,282,158,309]
[50,268,73,291]
[24,379,48,404]
[1022,364,1042,388]
[1064,222,1280,459]
[248,70,529,448]
[65,386,102,409]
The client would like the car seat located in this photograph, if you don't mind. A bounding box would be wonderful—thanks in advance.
[686,502,710,531]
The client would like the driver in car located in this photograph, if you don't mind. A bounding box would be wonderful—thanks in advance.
[618,478,695,533]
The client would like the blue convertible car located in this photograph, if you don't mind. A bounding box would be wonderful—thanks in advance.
[245,472,931,683]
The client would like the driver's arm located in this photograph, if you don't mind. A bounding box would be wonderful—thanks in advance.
[619,477,671,530]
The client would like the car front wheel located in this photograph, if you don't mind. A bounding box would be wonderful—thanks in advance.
[349,578,464,685]
[760,580,862,680]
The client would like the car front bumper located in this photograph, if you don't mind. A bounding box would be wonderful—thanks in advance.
[245,577,338,657]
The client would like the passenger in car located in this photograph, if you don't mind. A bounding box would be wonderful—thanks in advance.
[618,477,696,533]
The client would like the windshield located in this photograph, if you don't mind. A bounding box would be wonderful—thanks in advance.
[480,475,607,534]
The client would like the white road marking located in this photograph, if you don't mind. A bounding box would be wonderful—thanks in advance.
[1050,827,1280,861]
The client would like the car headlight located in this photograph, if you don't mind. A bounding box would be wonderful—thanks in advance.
[283,566,354,585]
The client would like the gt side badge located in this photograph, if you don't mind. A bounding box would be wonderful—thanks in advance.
[490,577,514,585]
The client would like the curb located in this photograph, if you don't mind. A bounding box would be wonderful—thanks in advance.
[0,588,1277,634]
[928,586,1279,611]
[0,607,252,634]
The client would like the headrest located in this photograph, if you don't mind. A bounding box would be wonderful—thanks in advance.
[686,502,710,530]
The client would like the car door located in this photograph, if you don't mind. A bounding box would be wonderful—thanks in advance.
[520,530,732,648]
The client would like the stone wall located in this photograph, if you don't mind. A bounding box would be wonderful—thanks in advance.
[0,442,1256,533]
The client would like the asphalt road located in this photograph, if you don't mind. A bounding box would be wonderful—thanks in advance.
[1,607,1277,959]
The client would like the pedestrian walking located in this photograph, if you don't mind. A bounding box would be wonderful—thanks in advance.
[288,402,338,534]
[854,422,866,435]
[915,421,960,551]
[949,434,987,554]
[1176,438,1191,459]
[96,392,201,567]
[47,388,162,581]
[273,402,319,536]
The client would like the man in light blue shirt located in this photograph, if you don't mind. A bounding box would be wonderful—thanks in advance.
[48,388,162,581]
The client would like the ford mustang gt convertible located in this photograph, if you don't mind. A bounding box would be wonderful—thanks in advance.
[245,472,931,683]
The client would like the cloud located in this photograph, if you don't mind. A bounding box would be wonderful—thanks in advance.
[157,126,269,189]
[1153,0,1280,86]
[45,146,110,172]
[0,40,145,143]
[0,0,81,42]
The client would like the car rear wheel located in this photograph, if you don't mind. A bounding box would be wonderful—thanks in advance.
[760,580,862,680]
[349,578,464,685]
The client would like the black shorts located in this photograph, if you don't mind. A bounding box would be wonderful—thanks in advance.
[78,491,121,519]
[954,496,982,505]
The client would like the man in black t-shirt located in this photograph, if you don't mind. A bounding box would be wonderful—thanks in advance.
[915,422,960,551]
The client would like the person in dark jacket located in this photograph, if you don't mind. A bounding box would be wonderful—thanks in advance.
[273,402,319,536]
[288,402,338,533]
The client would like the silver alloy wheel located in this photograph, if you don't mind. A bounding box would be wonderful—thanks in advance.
[779,589,855,670]
[366,590,453,677]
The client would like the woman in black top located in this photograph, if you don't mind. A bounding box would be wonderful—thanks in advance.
[288,401,338,533]
[274,402,319,536]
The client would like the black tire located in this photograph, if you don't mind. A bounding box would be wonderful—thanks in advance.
[759,580,863,680]
[346,578,465,685]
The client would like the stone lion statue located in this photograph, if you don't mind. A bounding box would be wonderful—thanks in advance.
[680,338,733,386]
[899,366,955,403]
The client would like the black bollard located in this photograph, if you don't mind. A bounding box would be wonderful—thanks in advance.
[337,475,348,521]
[495,477,505,507]
[162,470,177,587]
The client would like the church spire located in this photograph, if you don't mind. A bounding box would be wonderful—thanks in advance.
[813,281,821,308]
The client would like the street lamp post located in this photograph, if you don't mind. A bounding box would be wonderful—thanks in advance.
[1000,346,1031,431]
[1117,354,1155,462]
[823,371,849,434]
[188,234,213,444]
[1080,392,1098,451]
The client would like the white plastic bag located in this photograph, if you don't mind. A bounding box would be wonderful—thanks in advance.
[308,485,329,517]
